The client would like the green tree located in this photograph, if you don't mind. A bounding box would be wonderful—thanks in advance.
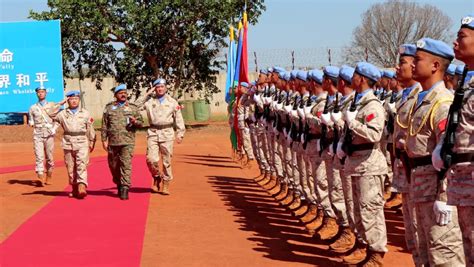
[30,0,265,100]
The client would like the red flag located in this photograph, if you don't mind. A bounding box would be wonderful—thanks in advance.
[238,19,249,85]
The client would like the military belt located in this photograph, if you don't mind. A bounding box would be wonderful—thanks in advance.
[408,156,432,169]
[64,132,86,136]
[150,123,174,130]
[451,153,474,164]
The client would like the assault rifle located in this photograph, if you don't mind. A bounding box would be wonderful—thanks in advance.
[341,92,359,155]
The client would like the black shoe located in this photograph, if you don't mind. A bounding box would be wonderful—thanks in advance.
[120,187,129,200]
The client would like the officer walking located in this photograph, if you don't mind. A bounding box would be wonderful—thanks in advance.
[28,87,66,186]
[54,90,96,199]
[101,84,144,200]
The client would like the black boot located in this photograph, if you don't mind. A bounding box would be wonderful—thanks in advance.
[117,184,121,197]
[120,186,129,200]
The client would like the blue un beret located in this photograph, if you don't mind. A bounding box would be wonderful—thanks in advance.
[277,71,286,79]
[355,62,381,82]
[455,65,465,75]
[446,64,457,76]
[290,70,299,80]
[152,78,166,86]
[296,70,308,82]
[383,70,396,79]
[416,38,454,61]
[273,66,285,73]
[399,44,417,57]
[259,69,268,75]
[310,69,324,84]
[339,66,355,83]
[114,84,127,93]
[461,14,474,30]
[66,90,81,97]
[323,66,340,79]
[240,82,249,88]
[283,71,291,82]
[35,86,46,92]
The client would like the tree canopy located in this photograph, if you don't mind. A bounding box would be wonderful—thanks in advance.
[30,0,265,100]
[344,0,452,67]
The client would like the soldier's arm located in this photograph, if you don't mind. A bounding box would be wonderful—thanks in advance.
[133,106,144,128]
[174,105,186,139]
[28,107,35,127]
[349,103,385,143]
[86,112,96,147]
[432,101,452,143]
[101,107,108,142]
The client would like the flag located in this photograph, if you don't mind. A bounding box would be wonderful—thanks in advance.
[225,26,237,104]
[238,10,249,85]
[233,21,243,85]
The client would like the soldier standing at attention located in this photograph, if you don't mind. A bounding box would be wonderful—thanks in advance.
[444,64,457,93]
[101,84,143,200]
[406,38,465,266]
[54,90,96,199]
[433,14,474,266]
[337,62,388,266]
[28,87,66,186]
[140,78,185,195]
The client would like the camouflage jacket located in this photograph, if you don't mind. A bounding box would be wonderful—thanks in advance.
[101,101,143,146]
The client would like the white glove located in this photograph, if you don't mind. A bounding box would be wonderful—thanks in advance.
[432,142,444,171]
[433,200,453,226]
[253,94,259,103]
[304,105,312,115]
[275,102,283,111]
[244,127,250,135]
[388,102,396,113]
[331,111,342,123]
[300,133,305,143]
[290,110,298,118]
[344,109,357,124]
[286,131,293,146]
[297,108,305,120]
[336,141,346,159]
[283,104,292,113]
[320,112,333,126]
[329,144,335,156]
[316,139,321,152]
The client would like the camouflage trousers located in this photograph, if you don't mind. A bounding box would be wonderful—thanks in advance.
[402,193,422,267]
[239,127,254,160]
[415,201,465,266]
[265,128,276,176]
[458,206,474,267]
[290,141,302,195]
[33,133,55,174]
[352,174,388,253]
[146,137,174,181]
[302,142,317,204]
[108,145,134,188]
[255,125,270,172]
[329,155,348,227]
[281,135,294,188]
[64,147,90,186]
[337,158,355,229]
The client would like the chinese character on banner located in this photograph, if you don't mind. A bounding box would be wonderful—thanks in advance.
[0,49,13,63]
[0,75,11,88]
[16,74,30,87]
[35,72,48,88]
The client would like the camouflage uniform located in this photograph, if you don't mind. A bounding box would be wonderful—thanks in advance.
[405,82,464,266]
[54,108,96,186]
[445,76,474,267]
[254,91,271,173]
[101,101,143,188]
[237,94,254,160]
[28,101,62,175]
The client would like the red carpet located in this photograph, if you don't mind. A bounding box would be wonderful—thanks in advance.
[0,155,151,267]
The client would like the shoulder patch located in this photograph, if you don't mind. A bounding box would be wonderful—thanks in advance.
[437,118,447,132]
[365,113,376,122]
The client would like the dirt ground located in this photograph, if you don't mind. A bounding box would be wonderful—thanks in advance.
[0,123,414,266]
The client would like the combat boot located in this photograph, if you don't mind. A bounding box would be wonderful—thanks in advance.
[316,217,339,240]
[385,193,402,209]
[254,171,267,183]
[120,186,129,200]
[305,209,324,235]
[330,226,356,253]
[300,204,318,223]
[36,173,45,187]
[268,180,281,195]
[288,195,302,210]
[161,181,170,195]
[274,184,289,201]
[68,184,78,198]
[293,200,309,217]
[263,175,277,190]
[151,176,162,193]
[362,250,384,267]
[342,241,367,264]
[258,172,271,186]
[280,189,294,205]
[77,183,87,199]
[45,170,53,185]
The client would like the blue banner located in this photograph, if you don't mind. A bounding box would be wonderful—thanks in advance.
[0,20,64,113]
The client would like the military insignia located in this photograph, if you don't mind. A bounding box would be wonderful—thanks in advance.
[176,105,183,111]
[365,113,375,122]
[438,118,447,132]
[462,16,473,25]
[398,46,405,54]
[416,40,425,49]
[316,111,322,118]
[89,118,94,124]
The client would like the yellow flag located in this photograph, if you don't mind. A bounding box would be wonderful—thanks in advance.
[230,25,234,41]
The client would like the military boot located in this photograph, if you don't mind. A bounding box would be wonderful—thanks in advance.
[288,195,302,210]
[268,180,281,195]
[362,251,384,267]
[45,170,53,185]
[151,176,162,193]
[305,209,324,235]
[77,183,87,199]
[300,204,318,223]
[342,241,367,265]
[255,171,267,183]
[280,189,294,205]
[293,200,309,217]
[68,184,79,198]
[161,181,170,195]
[36,173,45,187]
[120,187,129,200]
[263,175,277,190]
[274,184,289,201]
[385,193,402,209]
[316,217,339,240]
[258,172,271,186]
[330,226,356,253]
